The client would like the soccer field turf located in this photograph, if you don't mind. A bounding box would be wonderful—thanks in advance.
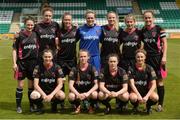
[0,39,180,119]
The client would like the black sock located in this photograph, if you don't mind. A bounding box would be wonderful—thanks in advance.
[70,99,80,108]
[16,88,23,107]
[28,88,34,107]
[89,99,96,107]
[34,98,43,109]
[131,101,139,108]
[101,98,111,108]
[118,99,128,108]
[157,86,165,106]
[146,99,157,109]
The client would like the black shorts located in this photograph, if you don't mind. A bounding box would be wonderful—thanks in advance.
[119,58,136,72]
[57,60,76,76]
[74,85,93,93]
[146,55,162,79]
[107,87,122,92]
[16,59,37,80]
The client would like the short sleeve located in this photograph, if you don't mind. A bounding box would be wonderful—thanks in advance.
[56,65,64,78]
[91,66,98,80]
[122,69,128,84]
[149,66,157,81]
[33,65,40,78]
[69,67,76,81]
[99,68,105,82]
[127,66,134,80]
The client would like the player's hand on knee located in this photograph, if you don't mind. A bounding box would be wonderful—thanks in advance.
[83,92,90,98]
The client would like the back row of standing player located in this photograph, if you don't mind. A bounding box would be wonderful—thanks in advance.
[12,6,167,113]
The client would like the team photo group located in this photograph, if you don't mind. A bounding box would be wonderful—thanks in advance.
[12,5,167,115]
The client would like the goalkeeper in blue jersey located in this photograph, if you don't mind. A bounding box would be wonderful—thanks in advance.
[76,10,103,72]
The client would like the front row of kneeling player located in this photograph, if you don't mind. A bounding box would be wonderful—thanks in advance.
[28,48,158,115]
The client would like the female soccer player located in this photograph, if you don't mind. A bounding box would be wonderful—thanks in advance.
[56,12,78,109]
[68,49,98,114]
[98,54,129,114]
[76,10,103,71]
[12,16,38,113]
[30,49,65,113]
[119,14,142,72]
[100,11,122,68]
[142,10,167,112]
[34,6,60,59]
[56,12,77,77]
[129,49,159,114]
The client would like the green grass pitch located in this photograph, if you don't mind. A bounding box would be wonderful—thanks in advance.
[0,39,180,119]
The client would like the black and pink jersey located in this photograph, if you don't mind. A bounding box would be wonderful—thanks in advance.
[69,64,98,92]
[57,26,77,61]
[100,25,122,58]
[119,28,142,59]
[34,21,60,52]
[128,64,157,93]
[33,63,64,94]
[13,30,38,60]
[142,25,166,56]
[99,66,128,92]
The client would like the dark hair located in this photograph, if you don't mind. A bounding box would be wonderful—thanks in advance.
[143,10,154,17]
[61,12,72,29]
[135,49,147,56]
[42,6,53,15]
[24,16,35,24]
[107,53,119,62]
[79,49,90,57]
[42,49,53,57]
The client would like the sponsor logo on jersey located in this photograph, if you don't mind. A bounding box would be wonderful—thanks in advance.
[144,38,156,43]
[135,80,147,86]
[24,44,37,49]
[106,84,119,88]
[124,41,138,47]
[41,78,55,83]
[76,80,91,85]
[104,37,118,43]
[40,34,55,39]
[61,38,76,43]
[83,36,99,40]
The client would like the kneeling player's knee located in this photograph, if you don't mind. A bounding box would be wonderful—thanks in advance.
[150,92,159,102]
[118,92,129,101]
[30,91,41,100]
[91,91,98,99]
[68,92,75,101]
[98,91,105,100]
[129,93,138,103]
[55,91,66,100]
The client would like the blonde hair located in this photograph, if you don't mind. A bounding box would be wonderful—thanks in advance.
[85,9,96,18]
[124,14,136,22]
[135,49,147,56]
[107,11,119,31]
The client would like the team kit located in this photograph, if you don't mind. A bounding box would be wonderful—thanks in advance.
[12,6,167,115]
